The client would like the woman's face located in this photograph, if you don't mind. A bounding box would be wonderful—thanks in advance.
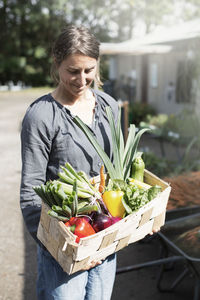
[57,53,97,98]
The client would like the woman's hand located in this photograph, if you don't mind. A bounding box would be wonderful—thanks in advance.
[149,227,160,235]
[82,260,102,271]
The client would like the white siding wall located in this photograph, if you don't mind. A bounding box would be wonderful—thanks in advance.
[148,52,191,114]
[113,55,142,102]
[109,56,118,80]
[117,55,133,75]
[135,56,142,102]
[108,46,196,115]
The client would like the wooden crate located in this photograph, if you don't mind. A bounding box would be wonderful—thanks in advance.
[37,169,171,274]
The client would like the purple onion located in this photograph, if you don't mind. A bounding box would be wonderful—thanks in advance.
[92,213,112,232]
[110,216,122,224]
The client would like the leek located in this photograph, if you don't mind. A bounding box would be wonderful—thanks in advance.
[73,116,117,180]
[74,106,150,181]
[58,164,99,197]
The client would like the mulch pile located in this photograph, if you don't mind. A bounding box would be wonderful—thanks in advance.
[175,225,200,257]
[163,171,200,210]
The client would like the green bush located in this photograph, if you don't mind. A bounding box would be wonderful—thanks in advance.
[163,109,200,144]
[129,102,157,126]
[140,108,200,146]
[142,151,173,178]
[142,149,200,178]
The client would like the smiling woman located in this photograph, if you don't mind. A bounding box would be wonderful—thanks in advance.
[51,25,101,87]
[52,54,97,125]
[50,26,103,125]
[54,54,97,100]
[20,24,118,300]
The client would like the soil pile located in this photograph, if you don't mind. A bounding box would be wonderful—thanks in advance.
[175,225,200,258]
[164,171,200,209]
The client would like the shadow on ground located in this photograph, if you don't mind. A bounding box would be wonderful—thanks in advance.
[112,237,194,300]
[23,225,37,300]
[22,227,194,300]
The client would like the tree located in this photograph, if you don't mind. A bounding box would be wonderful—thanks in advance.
[0,0,200,86]
[0,0,68,85]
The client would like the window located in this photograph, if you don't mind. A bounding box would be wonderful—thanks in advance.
[150,63,158,88]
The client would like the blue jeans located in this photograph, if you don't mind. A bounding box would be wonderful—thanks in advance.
[37,246,116,300]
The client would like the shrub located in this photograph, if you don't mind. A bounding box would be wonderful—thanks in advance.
[142,151,173,178]
[129,102,157,127]
[140,109,200,146]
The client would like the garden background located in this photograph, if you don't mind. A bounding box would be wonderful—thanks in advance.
[1,1,200,299]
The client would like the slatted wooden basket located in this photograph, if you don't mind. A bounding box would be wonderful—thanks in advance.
[37,169,171,274]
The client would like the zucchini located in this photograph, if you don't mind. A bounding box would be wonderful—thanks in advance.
[131,156,145,182]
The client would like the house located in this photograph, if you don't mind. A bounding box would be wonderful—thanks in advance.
[100,19,200,115]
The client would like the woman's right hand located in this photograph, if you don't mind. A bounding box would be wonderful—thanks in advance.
[82,260,102,271]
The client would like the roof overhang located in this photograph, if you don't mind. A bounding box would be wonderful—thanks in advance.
[100,19,200,56]
[100,43,173,55]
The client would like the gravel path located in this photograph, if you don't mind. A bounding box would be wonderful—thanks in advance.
[0,89,46,300]
[0,90,194,300]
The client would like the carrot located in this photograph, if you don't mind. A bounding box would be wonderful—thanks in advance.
[90,178,96,187]
[99,165,105,193]
[90,178,96,186]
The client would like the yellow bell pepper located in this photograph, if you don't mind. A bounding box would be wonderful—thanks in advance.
[102,190,125,218]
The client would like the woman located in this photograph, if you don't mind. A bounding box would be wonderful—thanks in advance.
[20,25,119,299]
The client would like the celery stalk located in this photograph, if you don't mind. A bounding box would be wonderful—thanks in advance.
[58,181,92,198]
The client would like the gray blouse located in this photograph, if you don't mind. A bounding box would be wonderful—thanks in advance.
[20,89,119,242]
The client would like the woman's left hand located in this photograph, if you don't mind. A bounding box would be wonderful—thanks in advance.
[149,227,160,235]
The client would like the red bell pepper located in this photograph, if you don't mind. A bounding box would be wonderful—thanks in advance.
[67,217,79,225]
[65,217,95,243]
